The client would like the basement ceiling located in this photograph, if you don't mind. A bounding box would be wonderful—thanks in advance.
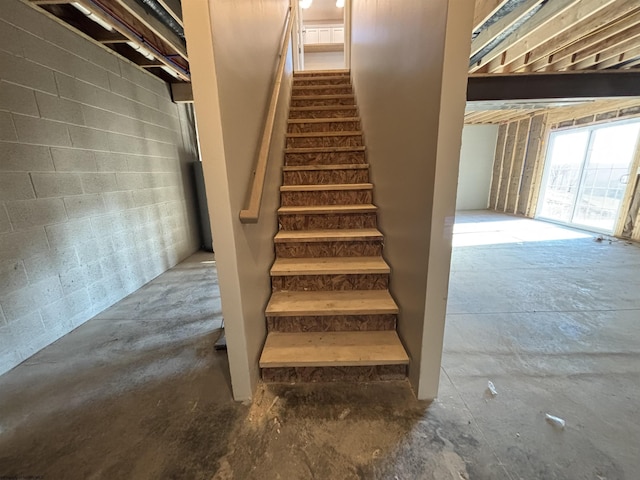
[467,0,640,124]
[28,0,189,84]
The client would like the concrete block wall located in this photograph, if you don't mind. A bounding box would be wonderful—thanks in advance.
[0,0,200,374]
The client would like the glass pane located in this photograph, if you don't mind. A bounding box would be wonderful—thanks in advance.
[572,122,640,232]
[538,130,590,223]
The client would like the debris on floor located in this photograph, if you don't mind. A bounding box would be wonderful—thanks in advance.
[487,381,498,397]
[545,413,566,429]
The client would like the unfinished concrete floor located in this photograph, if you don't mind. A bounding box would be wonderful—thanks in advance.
[1,211,639,479]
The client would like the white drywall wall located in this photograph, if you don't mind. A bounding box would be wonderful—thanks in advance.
[456,125,499,210]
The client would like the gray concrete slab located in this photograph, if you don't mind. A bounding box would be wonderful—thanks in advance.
[1,212,639,479]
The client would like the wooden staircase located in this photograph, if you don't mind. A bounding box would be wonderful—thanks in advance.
[259,69,409,383]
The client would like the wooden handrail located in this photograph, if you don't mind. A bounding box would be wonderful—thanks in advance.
[240,7,295,223]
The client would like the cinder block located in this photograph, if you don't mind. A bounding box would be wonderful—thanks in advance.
[155,96,179,118]
[68,125,110,151]
[82,105,145,138]
[118,58,170,98]
[108,133,148,156]
[40,288,92,329]
[31,172,83,198]
[35,91,84,125]
[0,142,54,172]
[64,194,105,219]
[88,273,125,310]
[73,58,110,91]
[1,0,50,39]
[94,152,128,172]
[0,206,10,234]
[0,51,57,94]
[13,114,71,147]
[51,147,97,172]
[74,237,114,264]
[45,218,94,250]
[22,32,78,75]
[0,173,35,201]
[0,80,39,116]
[55,72,100,105]
[0,275,62,322]
[6,198,68,229]
[142,123,178,144]
[80,172,119,194]
[23,246,80,284]
[0,20,26,57]
[0,260,28,297]
[0,112,17,141]
[131,188,156,207]
[102,191,134,211]
[0,227,49,260]
[115,172,149,190]
[5,313,46,358]
[59,261,102,294]
[108,72,158,108]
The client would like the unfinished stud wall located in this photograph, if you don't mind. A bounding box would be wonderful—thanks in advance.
[0,0,200,374]
[489,114,546,217]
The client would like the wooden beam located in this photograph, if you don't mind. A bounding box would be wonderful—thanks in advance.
[170,83,193,103]
[113,0,187,60]
[156,0,183,28]
[484,0,618,73]
[593,46,640,70]
[571,31,640,70]
[473,0,510,31]
[621,58,640,69]
[470,0,543,59]
[94,31,129,43]
[524,2,640,72]
[30,0,69,4]
[468,71,640,101]
[470,0,582,73]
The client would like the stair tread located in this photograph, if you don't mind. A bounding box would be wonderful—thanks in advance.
[283,164,368,171]
[286,131,362,137]
[292,84,352,90]
[291,94,355,100]
[260,331,408,368]
[285,146,365,153]
[289,105,358,111]
[274,228,383,243]
[266,289,398,317]
[281,183,372,192]
[293,76,352,83]
[288,117,360,124]
[271,256,389,276]
[278,204,377,214]
[294,69,350,75]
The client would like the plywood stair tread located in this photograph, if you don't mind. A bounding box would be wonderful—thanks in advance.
[260,331,408,368]
[274,228,383,243]
[283,164,368,171]
[291,94,355,100]
[280,183,372,192]
[294,69,350,76]
[285,146,365,154]
[288,117,360,124]
[286,131,362,138]
[266,290,398,317]
[271,256,389,276]
[278,204,377,215]
[293,76,352,83]
[289,105,358,112]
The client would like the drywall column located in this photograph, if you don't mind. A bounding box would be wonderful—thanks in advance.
[350,0,473,399]
[183,0,291,401]
[456,125,499,210]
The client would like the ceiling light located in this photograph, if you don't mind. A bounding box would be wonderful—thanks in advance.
[336,0,344,7]
[300,0,312,9]
[71,2,114,32]
[126,41,155,61]
[161,66,180,79]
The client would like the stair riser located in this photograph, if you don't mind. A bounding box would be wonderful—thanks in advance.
[285,150,366,165]
[267,314,396,332]
[293,78,351,86]
[283,169,368,185]
[291,97,355,107]
[287,121,361,133]
[279,212,377,230]
[286,135,363,148]
[262,365,407,383]
[288,108,358,119]
[281,190,372,206]
[272,274,388,292]
[275,240,383,258]
[292,86,353,96]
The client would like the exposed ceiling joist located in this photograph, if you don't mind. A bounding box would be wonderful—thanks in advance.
[571,32,640,70]
[156,0,182,27]
[483,0,618,73]
[470,0,583,73]
[473,0,510,32]
[526,3,640,72]
[594,47,640,70]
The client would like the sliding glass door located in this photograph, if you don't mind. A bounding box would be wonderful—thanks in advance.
[537,120,640,233]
